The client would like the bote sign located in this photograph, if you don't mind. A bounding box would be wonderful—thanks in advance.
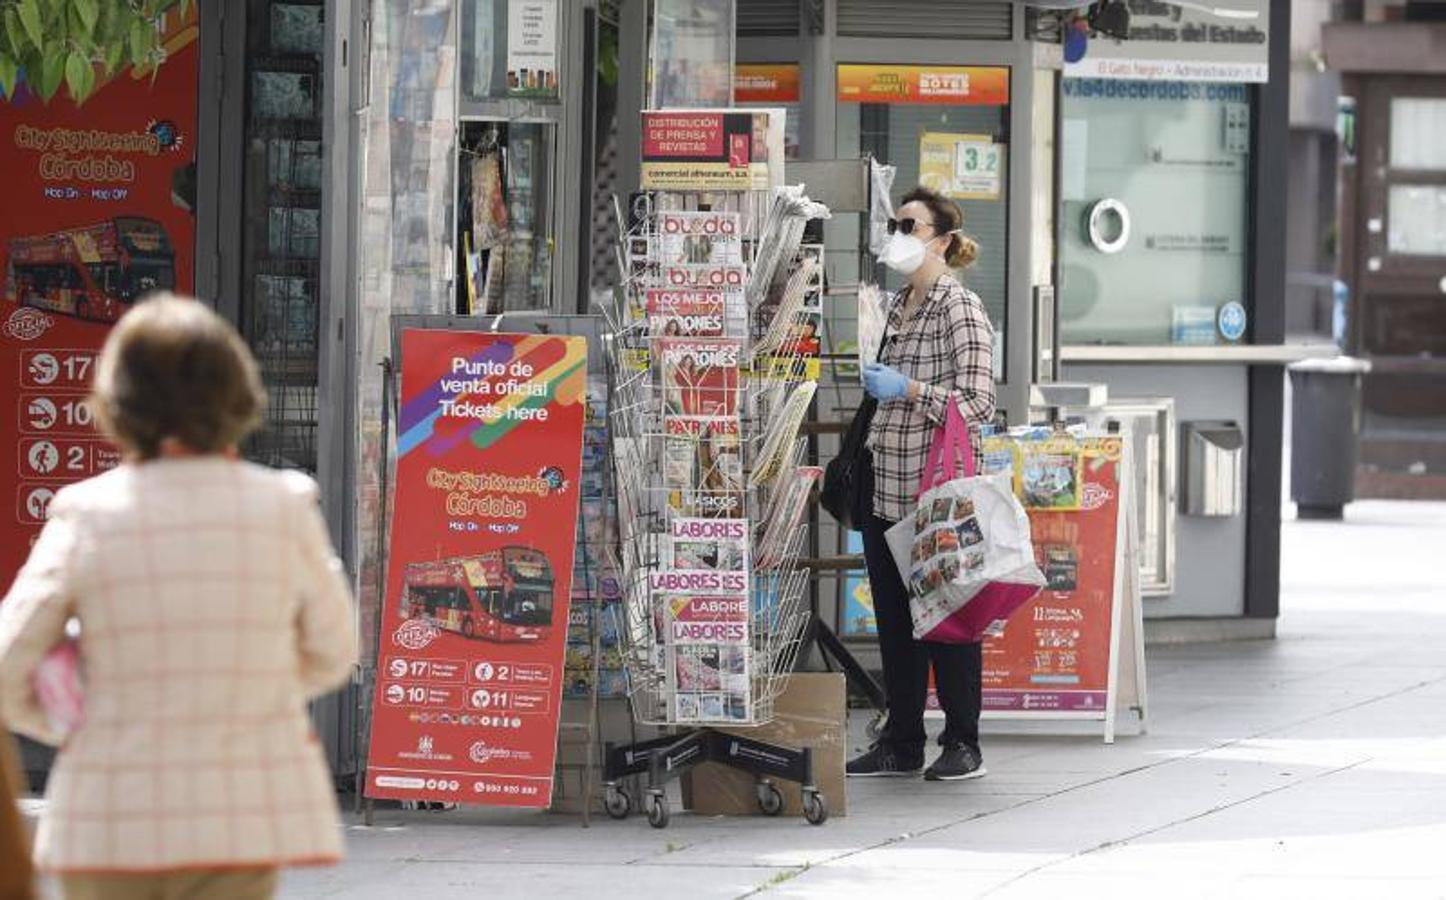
[836,65,1010,106]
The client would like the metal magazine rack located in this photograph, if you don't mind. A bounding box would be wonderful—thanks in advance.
[596,188,834,827]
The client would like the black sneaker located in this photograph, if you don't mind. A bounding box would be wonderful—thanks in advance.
[924,743,986,781]
[846,743,923,777]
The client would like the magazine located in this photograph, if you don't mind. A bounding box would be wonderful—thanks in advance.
[673,642,749,694]
[654,211,743,265]
[667,517,749,574]
[755,255,818,357]
[756,247,823,381]
[656,264,747,336]
[645,289,727,338]
[661,416,743,519]
[981,434,1018,478]
[665,592,751,723]
[656,337,742,420]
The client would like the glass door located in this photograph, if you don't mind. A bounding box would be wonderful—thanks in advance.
[1358,79,1446,358]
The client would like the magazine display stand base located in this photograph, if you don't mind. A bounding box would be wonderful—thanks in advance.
[602,730,828,828]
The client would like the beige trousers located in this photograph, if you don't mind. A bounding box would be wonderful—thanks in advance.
[60,868,278,900]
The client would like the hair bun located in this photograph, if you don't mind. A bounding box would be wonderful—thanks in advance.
[948,234,979,269]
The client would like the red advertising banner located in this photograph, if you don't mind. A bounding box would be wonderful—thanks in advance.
[0,13,199,591]
[365,329,588,808]
[981,436,1124,713]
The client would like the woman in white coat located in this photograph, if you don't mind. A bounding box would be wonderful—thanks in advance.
[0,294,357,900]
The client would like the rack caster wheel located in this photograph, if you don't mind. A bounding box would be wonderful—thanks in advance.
[646,791,670,829]
[802,788,828,826]
[757,781,784,817]
[603,785,632,820]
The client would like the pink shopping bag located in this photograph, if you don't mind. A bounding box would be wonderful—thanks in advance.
[33,638,84,738]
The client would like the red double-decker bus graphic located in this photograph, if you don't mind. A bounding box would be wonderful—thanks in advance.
[401,547,556,643]
[4,217,176,324]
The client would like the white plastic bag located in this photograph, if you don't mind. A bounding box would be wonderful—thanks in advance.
[857,283,886,371]
[869,158,897,257]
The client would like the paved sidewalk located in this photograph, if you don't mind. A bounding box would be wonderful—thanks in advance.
[27,501,1442,898]
[274,500,1446,899]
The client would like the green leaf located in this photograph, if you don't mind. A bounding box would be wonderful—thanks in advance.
[4,9,27,57]
[2,11,15,57]
[63,49,92,103]
[37,46,64,101]
[92,3,112,53]
[102,36,123,74]
[98,2,127,50]
[128,19,148,67]
[0,53,18,99]
[72,0,97,33]
[17,0,43,52]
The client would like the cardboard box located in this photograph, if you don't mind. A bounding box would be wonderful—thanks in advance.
[684,673,847,818]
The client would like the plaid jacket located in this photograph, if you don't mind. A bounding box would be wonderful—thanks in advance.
[866,274,996,522]
[0,460,356,873]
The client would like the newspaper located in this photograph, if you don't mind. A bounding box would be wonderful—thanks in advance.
[751,380,816,487]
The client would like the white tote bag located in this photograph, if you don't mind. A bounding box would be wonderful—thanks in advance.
[885,404,1044,643]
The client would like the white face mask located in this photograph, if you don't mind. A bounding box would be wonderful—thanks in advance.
[880,232,927,275]
[880,229,959,275]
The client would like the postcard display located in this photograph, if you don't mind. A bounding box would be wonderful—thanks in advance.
[598,109,832,828]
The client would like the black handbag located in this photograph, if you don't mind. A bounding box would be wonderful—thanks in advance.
[820,395,878,531]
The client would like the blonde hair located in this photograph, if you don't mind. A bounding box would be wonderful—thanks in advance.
[91,293,265,459]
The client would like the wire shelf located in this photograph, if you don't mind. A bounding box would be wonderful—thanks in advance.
[599,185,828,728]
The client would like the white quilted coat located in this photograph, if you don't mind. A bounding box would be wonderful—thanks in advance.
[0,459,356,873]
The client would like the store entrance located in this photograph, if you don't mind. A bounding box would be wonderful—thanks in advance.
[1348,76,1446,476]
[1353,77,1446,366]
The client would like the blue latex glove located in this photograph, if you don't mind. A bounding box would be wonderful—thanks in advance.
[862,362,910,401]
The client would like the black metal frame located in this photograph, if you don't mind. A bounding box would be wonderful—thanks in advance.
[1243,0,1292,621]
[602,729,828,828]
[801,613,886,710]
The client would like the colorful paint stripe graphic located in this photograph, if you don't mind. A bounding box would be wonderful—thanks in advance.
[398,334,587,459]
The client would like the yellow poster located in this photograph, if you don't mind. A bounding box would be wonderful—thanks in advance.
[919,132,1005,201]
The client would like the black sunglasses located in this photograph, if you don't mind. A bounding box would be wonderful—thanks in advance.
[887,217,936,236]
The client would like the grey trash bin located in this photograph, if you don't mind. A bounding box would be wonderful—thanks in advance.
[1289,357,1371,520]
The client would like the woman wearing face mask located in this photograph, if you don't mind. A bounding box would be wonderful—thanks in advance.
[849,186,996,781]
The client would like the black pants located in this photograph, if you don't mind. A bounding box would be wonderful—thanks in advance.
[862,514,982,755]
